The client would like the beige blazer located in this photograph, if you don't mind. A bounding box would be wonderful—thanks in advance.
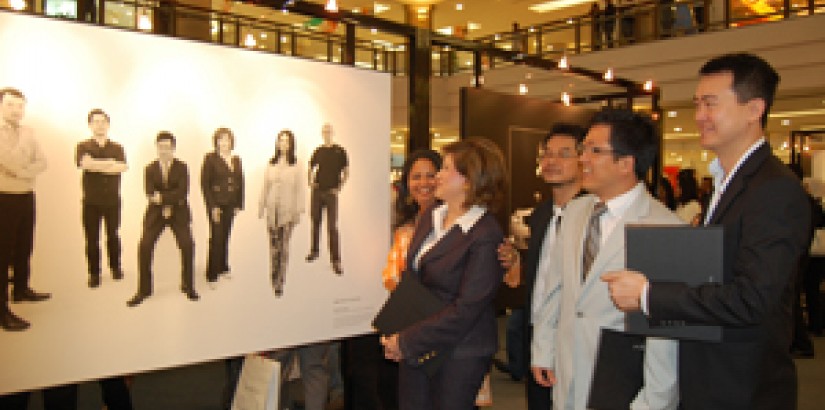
[531,188,682,410]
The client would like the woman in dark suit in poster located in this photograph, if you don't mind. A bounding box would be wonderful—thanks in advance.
[258,129,304,296]
[201,127,244,284]
[381,138,507,410]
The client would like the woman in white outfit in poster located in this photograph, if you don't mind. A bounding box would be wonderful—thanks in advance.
[259,129,304,296]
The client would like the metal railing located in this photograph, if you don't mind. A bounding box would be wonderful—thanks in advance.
[2,0,406,74]
[3,0,824,77]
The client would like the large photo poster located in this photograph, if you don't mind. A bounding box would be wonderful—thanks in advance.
[0,11,391,394]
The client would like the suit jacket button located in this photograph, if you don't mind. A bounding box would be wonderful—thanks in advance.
[576,312,583,318]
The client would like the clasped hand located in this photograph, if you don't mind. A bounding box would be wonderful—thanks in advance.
[380,334,402,362]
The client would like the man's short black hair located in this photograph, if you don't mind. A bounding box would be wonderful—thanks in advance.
[589,108,658,181]
[87,108,110,124]
[156,131,176,147]
[544,123,587,145]
[700,53,779,129]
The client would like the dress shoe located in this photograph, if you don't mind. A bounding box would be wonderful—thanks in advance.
[306,252,319,262]
[13,288,51,303]
[1,309,30,331]
[111,267,124,280]
[332,261,343,275]
[89,275,101,288]
[126,292,150,307]
[184,289,200,301]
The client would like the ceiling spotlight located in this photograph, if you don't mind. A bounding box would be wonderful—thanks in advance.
[603,68,614,82]
[137,14,152,31]
[325,0,338,12]
[674,127,682,132]
[781,119,791,126]
[643,79,654,91]
[667,111,678,118]
[519,84,528,95]
[456,3,463,11]
[244,33,257,48]
[558,55,569,69]
[10,0,26,10]
[561,92,571,106]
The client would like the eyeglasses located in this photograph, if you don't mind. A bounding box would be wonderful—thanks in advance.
[537,148,578,160]
[577,143,619,156]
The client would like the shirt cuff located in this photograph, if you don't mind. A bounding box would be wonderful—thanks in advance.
[641,281,650,316]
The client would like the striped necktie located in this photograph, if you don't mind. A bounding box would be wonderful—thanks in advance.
[582,202,607,281]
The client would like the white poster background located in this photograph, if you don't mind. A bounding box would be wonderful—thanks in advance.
[0,12,390,394]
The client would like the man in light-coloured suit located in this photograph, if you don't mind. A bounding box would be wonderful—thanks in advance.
[530,108,680,409]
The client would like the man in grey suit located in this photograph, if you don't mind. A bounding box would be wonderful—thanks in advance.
[530,109,680,409]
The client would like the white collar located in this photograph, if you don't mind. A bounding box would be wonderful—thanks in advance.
[603,182,645,219]
[432,203,486,235]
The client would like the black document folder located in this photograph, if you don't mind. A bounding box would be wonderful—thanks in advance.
[624,225,723,342]
[372,274,448,375]
[587,328,645,410]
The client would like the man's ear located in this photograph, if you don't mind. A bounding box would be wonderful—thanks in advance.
[618,155,636,178]
[747,98,766,125]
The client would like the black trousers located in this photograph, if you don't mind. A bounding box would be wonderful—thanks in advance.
[399,355,490,410]
[0,193,36,307]
[206,205,236,281]
[0,385,77,410]
[309,188,340,262]
[82,202,122,278]
[522,325,552,410]
[805,257,825,333]
[137,218,194,294]
[0,378,132,410]
[342,333,399,410]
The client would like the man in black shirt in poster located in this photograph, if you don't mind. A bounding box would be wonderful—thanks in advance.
[306,123,348,275]
[76,109,127,288]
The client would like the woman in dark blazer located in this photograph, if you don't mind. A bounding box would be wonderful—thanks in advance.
[381,138,507,410]
[201,127,244,284]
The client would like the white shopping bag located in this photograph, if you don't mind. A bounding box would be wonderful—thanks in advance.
[231,354,281,410]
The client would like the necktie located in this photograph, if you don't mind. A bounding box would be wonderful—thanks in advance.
[161,162,169,185]
[582,202,607,281]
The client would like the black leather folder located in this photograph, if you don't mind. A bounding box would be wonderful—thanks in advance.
[587,328,645,410]
[372,273,448,375]
[625,225,724,342]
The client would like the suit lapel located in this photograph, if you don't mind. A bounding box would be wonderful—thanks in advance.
[582,190,651,291]
[418,226,466,267]
[406,208,435,274]
[708,144,771,225]
[528,201,555,248]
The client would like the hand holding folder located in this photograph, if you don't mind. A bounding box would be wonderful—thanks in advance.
[372,273,448,376]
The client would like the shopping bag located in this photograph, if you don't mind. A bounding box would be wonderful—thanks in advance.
[231,354,281,410]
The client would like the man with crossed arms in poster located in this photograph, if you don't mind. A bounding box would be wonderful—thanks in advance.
[604,53,811,409]
[531,109,679,409]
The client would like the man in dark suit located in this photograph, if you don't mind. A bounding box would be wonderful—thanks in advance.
[497,123,586,410]
[604,53,811,409]
[127,132,199,307]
